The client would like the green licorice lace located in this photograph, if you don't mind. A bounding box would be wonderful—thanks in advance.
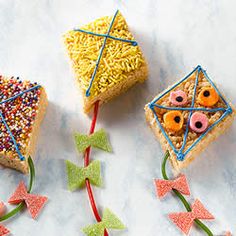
[162,151,213,236]
[0,157,35,222]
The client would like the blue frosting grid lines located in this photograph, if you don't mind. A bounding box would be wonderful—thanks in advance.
[73,10,138,97]
[148,65,233,161]
[0,84,41,161]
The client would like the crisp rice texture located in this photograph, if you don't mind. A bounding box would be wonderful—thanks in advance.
[64,12,148,113]
[145,70,236,172]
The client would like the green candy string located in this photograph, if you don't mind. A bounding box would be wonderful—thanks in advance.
[0,156,35,222]
[162,151,213,236]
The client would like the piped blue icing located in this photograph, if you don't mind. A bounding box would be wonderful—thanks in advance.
[148,65,233,162]
[0,83,41,161]
[74,28,137,46]
[73,10,138,97]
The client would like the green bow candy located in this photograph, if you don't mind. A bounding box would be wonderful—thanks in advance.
[75,129,112,153]
[82,208,125,236]
[66,160,102,191]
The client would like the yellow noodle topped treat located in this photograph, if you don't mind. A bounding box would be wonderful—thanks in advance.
[64,10,148,113]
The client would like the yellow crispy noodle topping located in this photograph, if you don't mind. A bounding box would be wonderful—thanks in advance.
[64,12,145,97]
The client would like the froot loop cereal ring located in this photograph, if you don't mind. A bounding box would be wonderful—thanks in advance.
[198,87,219,107]
[169,90,188,106]
[163,111,184,132]
[189,112,208,133]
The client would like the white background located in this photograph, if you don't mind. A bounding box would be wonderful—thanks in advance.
[0,0,236,235]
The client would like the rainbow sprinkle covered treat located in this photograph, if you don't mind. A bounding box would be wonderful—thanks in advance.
[64,10,148,113]
[145,66,235,171]
[0,76,47,174]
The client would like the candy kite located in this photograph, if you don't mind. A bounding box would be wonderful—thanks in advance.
[64,10,148,235]
[64,10,148,113]
[0,76,48,234]
[0,76,47,173]
[145,65,235,171]
[146,67,235,235]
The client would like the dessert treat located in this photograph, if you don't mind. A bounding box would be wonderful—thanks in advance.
[145,65,235,171]
[0,76,47,174]
[64,10,148,113]
[63,10,146,235]
[0,76,48,234]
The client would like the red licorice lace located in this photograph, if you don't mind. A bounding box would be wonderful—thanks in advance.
[84,101,108,236]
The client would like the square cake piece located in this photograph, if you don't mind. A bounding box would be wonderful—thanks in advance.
[64,10,148,113]
[0,76,47,174]
[145,65,235,171]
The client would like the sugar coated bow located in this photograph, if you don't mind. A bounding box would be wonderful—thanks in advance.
[0,202,6,217]
[8,181,48,219]
[169,199,214,235]
[225,232,232,236]
[75,129,112,153]
[82,208,125,236]
[154,174,190,198]
[0,225,9,236]
[66,160,102,191]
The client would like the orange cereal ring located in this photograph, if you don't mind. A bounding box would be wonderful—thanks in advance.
[163,111,184,132]
[198,87,219,107]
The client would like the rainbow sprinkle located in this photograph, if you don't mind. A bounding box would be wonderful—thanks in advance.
[0,76,42,160]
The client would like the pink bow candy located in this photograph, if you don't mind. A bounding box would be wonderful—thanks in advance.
[8,181,48,219]
[0,202,6,217]
[225,232,232,236]
[0,202,9,236]
[154,174,190,198]
[169,199,214,235]
[0,225,9,236]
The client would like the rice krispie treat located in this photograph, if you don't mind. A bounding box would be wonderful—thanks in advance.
[145,65,235,171]
[0,76,47,173]
[64,10,148,113]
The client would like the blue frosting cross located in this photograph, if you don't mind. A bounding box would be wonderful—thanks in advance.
[73,10,138,97]
[0,83,41,161]
[148,65,233,161]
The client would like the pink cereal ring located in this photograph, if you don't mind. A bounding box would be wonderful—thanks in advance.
[169,90,188,106]
[190,112,208,133]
